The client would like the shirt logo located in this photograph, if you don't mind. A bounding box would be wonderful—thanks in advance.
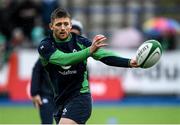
[58,70,77,75]
[73,49,77,52]
[62,108,67,115]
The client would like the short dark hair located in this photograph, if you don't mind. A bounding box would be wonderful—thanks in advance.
[50,8,71,22]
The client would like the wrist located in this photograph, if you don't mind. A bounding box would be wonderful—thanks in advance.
[128,59,132,68]
[89,46,94,55]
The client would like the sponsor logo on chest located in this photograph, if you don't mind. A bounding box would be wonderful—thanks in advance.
[58,49,78,75]
[58,70,77,75]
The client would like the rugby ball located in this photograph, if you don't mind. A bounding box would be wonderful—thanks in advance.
[136,39,162,68]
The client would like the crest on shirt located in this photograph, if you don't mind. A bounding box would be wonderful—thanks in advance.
[62,108,67,115]
[73,49,77,52]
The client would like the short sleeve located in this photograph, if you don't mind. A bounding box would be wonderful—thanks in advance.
[38,40,57,61]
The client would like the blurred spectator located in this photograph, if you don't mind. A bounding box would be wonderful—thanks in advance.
[0,32,6,69]
[30,0,60,47]
[164,34,176,50]
[143,17,180,51]
[12,0,42,44]
[31,25,45,47]
[11,28,26,47]
[71,19,84,35]
[0,0,17,41]
[40,0,59,35]
[0,0,17,59]
[145,33,177,51]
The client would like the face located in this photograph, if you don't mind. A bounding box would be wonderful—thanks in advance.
[49,17,72,40]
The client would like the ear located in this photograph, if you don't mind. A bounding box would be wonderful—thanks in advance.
[69,22,72,29]
[49,23,53,30]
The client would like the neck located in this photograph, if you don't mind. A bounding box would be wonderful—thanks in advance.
[53,33,72,43]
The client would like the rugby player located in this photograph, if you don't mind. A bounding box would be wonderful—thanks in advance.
[38,7,138,124]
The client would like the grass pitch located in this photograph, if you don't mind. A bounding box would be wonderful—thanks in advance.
[0,105,180,124]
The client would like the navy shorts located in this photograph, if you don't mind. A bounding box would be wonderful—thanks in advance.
[54,93,92,124]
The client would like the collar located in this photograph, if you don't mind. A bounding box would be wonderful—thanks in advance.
[53,33,72,43]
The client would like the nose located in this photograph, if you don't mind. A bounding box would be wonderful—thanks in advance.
[61,25,65,30]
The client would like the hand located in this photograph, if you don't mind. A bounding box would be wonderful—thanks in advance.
[130,58,139,68]
[32,95,42,108]
[90,34,108,54]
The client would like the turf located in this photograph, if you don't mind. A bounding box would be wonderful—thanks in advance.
[0,105,180,124]
[88,106,180,124]
[0,106,40,124]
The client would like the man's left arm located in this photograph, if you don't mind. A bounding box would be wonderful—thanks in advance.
[79,36,137,67]
[92,48,137,68]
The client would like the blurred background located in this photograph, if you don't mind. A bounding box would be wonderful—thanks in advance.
[0,0,180,124]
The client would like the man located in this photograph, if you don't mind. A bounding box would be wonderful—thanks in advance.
[30,59,55,124]
[71,19,83,35]
[30,19,84,124]
[38,7,138,124]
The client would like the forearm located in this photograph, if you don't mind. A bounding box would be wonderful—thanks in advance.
[100,56,131,67]
[30,81,40,96]
[30,65,41,96]
[92,49,131,67]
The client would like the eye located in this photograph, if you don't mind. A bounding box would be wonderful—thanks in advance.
[55,23,62,26]
[64,22,69,26]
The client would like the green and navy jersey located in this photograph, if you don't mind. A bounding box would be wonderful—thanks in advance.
[38,33,131,105]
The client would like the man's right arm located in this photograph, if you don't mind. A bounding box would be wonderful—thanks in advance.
[38,40,91,66]
[38,35,107,66]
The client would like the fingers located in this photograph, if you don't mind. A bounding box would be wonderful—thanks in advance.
[93,34,107,47]
[130,58,139,68]
[90,34,108,54]
[93,34,106,43]
[95,37,107,47]
[96,43,108,47]
[32,95,42,108]
[34,101,40,109]
[33,99,42,108]
[38,99,43,105]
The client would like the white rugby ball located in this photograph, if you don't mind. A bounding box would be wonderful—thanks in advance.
[136,39,162,68]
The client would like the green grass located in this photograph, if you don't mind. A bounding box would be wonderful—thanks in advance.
[88,106,180,124]
[0,105,180,124]
[0,106,40,124]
